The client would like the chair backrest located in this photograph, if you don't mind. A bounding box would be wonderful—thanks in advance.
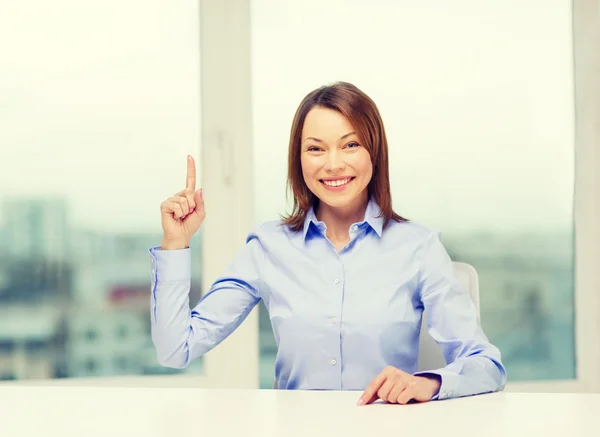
[416,261,480,372]
[273,261,480,388]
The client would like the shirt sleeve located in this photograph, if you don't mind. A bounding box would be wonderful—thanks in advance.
[413,231,507,400]
[149,233,264,369]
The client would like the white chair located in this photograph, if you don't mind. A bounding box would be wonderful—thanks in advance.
[417,261,480,372]
[273,261,480,388]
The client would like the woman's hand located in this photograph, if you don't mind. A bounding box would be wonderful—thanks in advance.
[357,366,441,406]
[160,155,205,250]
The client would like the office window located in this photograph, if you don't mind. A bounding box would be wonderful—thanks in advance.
[251,0,576,387]
[0,1,204,380]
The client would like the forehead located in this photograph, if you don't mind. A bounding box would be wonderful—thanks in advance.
[302,107,355,137]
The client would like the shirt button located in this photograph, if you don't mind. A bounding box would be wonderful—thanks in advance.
[334,278,340,284]
[352,225,358,231]
[331,317,336,324]
[330,359,337,365]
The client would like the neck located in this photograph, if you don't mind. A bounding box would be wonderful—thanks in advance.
[316,194,369,241]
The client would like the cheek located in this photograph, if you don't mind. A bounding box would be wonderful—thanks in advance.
[354,153,374,182]
[301,157,319,178]
[300,160,309,179]
[361,162,373,177]
[300,162,317,189]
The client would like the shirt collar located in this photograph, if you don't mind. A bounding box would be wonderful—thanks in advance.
[302,197,384,240]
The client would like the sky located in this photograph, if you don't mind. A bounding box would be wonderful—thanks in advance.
[0,0,575,234]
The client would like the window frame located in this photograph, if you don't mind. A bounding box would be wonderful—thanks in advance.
[505,0,600,394]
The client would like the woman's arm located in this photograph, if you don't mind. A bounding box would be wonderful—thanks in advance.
[413,231,507,400]
[149,234,263,368]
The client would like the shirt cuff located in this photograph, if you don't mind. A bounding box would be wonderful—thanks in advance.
[149,246,191,282]
[414,369,459,401]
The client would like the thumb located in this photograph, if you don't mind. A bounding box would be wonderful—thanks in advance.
[193,188,203,207]
[186,188,205,225]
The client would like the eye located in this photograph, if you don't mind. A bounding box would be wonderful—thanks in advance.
[346,142,360,148]
[307,146,322,152]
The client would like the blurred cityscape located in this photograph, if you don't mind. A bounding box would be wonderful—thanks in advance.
[0,196,576,386]
[0,196,204,380]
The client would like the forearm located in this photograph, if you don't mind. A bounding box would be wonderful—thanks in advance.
[150,247,200,368]
[148,239,263,369]
[151,277,197,368]
[415,354,506,400]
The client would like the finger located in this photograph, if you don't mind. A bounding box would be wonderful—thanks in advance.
[388,380,406,404]
[397,381,418,405]
[161,201,184,219]
[160,199,179,216]
[377,379,396,403]
[177,188,196,212]
[176,196,190,217]
[358,373,387,406]
[186,155,196,191]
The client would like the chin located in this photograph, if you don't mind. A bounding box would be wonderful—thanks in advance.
[317,192,357,209]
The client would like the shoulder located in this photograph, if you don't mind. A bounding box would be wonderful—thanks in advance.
[245,219,297,248]
[383,218,441,246]
[247,219,291,238]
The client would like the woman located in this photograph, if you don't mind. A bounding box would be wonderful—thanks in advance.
[150,81,506,405]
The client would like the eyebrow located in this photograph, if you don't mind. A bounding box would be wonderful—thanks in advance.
[304,132,356,143]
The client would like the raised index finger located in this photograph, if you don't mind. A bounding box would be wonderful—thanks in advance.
[186,155,196,190]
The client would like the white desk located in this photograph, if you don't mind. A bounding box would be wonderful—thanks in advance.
[0,387,597,436]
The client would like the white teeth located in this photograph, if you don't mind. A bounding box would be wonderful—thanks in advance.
[323,178,351,187]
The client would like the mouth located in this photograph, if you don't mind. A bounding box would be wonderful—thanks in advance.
[320,176,355,190]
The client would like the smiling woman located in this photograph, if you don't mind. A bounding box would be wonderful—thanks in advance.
[283,82,406,241]
[150,80,506,404]
[302,109,371,208]
[252,0,590,394]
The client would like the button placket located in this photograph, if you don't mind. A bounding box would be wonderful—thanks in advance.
[327,258,344,378]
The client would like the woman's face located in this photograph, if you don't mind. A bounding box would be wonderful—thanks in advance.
[300,106,373,212]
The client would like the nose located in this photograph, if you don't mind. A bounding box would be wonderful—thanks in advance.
[324,149,345,173]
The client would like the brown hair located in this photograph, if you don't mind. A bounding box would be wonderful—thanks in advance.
[281,81,407,232]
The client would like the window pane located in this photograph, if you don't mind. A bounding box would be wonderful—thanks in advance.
[251,0,575,387]
[0,1,203,379]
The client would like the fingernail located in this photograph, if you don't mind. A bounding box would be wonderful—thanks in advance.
[356,398,364,406]
[200,188,203,196]
[189,208,195,214]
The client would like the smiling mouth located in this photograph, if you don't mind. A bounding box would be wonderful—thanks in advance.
[320,177,355,187]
